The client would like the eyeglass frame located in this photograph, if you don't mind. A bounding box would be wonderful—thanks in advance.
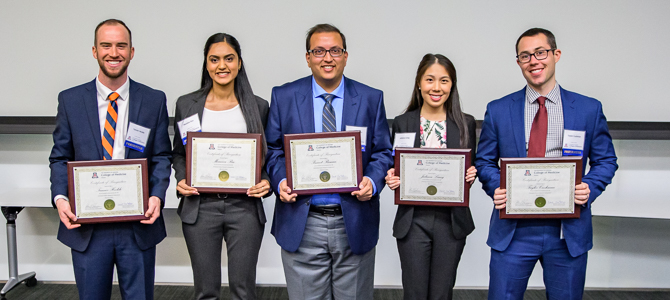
[307,47,346,58]
[516,49,556,63]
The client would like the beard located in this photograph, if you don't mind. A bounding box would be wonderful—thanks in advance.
[97,58,129,79]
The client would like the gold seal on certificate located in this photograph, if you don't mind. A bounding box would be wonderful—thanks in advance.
[394,148,472,207]
[500,157,583,219]
[67,159,150,224]
[284,132,363,195]
[186,132,262,194]
[218,171,230,182]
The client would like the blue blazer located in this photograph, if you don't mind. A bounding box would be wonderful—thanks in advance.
[49,79,172,252]
[265,76,393,255]
[475,87,618,257]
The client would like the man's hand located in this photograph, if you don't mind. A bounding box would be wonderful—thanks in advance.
[574,182,590,205]
[279,180,297,203]
[493,188,507,210]
[385,168,400,190]
[352,177,373,201]
[141,196,162,224]
[176,179,199,196]
[248,179,271,198]
[56,198,80,229]
[465,166,477,184]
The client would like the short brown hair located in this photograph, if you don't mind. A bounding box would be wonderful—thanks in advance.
[94,19,132,46]
[515,28,556,54]
[305,24,346,52]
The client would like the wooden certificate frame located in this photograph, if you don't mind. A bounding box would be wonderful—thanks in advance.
[284,131,363,195]
[67,158,149,224]
[394,148,472,207]
[500,157,583,219]
[185,132,262,194]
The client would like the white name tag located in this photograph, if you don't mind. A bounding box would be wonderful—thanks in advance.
[124,122,151,153]
[562,129,585,156]
[177,114,202,145]
[345,125,367,152]
[392,132,416,155]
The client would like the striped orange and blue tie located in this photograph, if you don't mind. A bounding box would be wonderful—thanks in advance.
[102,92,119,160]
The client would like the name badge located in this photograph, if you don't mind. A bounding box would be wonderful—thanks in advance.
[392,132,416,155]
[177,114,202,145]
[562,129,585,156]
[345,125,367,152]
[124,122,151,153]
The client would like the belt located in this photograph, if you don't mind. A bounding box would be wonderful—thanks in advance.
[200,193,229,200]
[309,205,342,216]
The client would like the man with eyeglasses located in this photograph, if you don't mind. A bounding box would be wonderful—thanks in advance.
[475,28,617,299]
[265,23,392,299]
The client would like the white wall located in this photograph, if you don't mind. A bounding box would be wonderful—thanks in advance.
[0,134,669,288]
[2,0,670,121]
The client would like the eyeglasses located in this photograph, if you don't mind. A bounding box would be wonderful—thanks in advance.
[308,47,346,58]
[516,49,555,63]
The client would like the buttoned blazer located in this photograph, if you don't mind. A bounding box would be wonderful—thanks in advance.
[171,88,270,225]
[265,76,393,255]
[391,108,477,240]
[49,79,172,252]
[475,87,618,257]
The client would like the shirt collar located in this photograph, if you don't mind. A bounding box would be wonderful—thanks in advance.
[526,82,560,104]
[312,75,345,100]
[96,76,130,102]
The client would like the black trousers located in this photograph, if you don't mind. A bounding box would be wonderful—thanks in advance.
[396,206,466,300]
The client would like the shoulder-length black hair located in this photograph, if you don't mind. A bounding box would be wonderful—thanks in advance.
[405,54,469,148]
[200,33,267,160]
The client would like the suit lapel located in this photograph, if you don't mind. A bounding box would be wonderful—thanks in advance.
[560,87,576,131]
[341,77,360,131]
[84,80,103,158]
[407,110,422,148]
[296,77,314,133]
[190,90,208,125]
[510,89,527,157]
[446,116,460,148]
[126,80,142,159]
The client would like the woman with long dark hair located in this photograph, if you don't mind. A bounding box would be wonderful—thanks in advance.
[385,54,477,300]
[172,33,270,300]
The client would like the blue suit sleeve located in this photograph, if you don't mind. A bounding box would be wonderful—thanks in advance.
[265,87,288,195]
[148,92,173,207]
[475,103,501,199]
[49,92,75,208]
[363,92,393,195]
[582,101,618,206]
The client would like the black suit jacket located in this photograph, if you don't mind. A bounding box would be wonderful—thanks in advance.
[172,88,270,225]
[391,108,477,240]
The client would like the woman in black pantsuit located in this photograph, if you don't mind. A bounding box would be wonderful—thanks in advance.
[385,54,477,300]
[172,33,270,300]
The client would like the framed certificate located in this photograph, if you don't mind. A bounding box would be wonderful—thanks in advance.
[500,157,583,219]
[186,132,262,194]
[394,148,471,207]
[284,131,363,195]
[67,159,149,224]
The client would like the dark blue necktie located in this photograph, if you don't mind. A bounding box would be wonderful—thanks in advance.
[321,94,336,132]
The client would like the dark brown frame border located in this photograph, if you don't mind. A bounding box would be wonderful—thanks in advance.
[67,158,149,224]
[284,131,363,195]
[394,148,472,207]
[500,157,583,219]
[185,132,262,194]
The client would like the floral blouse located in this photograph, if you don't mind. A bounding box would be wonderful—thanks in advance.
[420,116,447,148]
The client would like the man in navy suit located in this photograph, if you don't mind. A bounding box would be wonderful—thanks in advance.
[475,28,618,300]
[265,24,393,299]
[49,19,171,300]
